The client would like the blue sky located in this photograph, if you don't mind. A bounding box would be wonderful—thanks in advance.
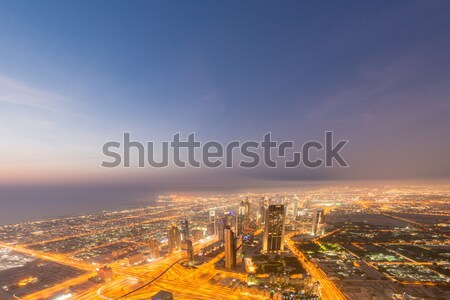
[0,0,449,186]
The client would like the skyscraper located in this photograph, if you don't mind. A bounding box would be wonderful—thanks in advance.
[181,239,194,262]
[237,201,246,235]
[218,216,227,241]
[209,210,216,236]
[167,224,181,253]
[244,197,250,220]
[260,197,270,225]
[224,225,236,269]
[181,219,189,241]
[206,222,215,237]
[239,200,246,216]
[148,239,161,260]
[263,204,286,252]
[293,195,300,218]
[311,208,324,236]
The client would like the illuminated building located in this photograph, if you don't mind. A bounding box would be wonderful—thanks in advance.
[235,235,243,265]
[167,224,181,253]
[263,204,286,252]
[218,216,226,241]
[293,195,300,217]
[260,197,270,225]
[311,208,324,236]
[181,239,194,262]
[224,225,236,269]
[148,239,161,259]
[191,229,204,242]
[124,252,145,266]
[209,210,216,236]
[17,276,38,287]
[97,266,113,281]
[244,197,250,220]
[181,219,190,241]
[209,210,215,222]
[206,222,215,236]
[238,200,245,235]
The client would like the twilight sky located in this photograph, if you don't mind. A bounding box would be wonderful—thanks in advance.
[0,0,449,191]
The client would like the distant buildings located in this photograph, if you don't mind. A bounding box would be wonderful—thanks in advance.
[167,224,181,253]
[311,208,324,236]
[263,204,286,252]
[224,225,236,269]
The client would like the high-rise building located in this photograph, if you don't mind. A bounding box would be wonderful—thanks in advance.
[148,239,161,259]
[224,225,236,269]
[311,208,324,236]
[293,195,300,217]
[206,222,215,237]
[148,239,161,260]
[181,239,194,262]
[124,252,145,266]
[239,200,246,217]
[244,198,250,220]
[260,197,270,225]
[264,197,270,208]
[238,200,246,234]
[209,210,216,236]
[181,220,189,241]
[235,235,243,265]
[209,210,215,222]
[167,224,181,253]
[263,204,286,252]
[191,229,203,242]
[218,216,226,241]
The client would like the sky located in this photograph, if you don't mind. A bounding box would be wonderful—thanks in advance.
[0,1,449,220]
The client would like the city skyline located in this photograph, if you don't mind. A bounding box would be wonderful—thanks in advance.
[1,186,449,299]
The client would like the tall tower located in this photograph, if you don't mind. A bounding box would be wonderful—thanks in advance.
[237,201,245,235]
[181,239,194,262]
[311,208,324,236]
[148,239,161,260]
[167,224,181,253]
[263,204,286,252]
[244,197,250,221]
[293,195,300,218]
[181,220,189,241]
[260,197,270,225]
[224,225,236,269]
[209,210,216,236]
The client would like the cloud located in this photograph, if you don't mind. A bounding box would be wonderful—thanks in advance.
[0,74,68,112]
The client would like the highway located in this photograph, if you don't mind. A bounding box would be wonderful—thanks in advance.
[284,232,346,300]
